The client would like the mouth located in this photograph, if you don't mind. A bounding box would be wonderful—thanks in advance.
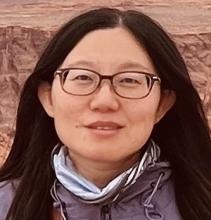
[85,121,124,132]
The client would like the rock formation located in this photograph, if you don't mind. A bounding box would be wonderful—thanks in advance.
[0,0,211,165]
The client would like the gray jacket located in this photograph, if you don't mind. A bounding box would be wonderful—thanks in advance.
[0,162,182,220]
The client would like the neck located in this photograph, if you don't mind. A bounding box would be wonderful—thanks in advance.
[67,151,140,188]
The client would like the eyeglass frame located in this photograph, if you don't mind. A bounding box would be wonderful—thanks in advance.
[54,67,161,99]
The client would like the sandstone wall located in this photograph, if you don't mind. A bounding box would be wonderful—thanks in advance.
[0,0,211,164]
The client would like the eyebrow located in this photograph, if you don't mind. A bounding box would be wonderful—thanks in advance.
[65,60,96,68]
[65,60,153,72]
[117,62,152,72]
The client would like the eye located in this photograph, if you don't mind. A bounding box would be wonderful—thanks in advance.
[73,74,93,81]
[64,69,96,84]
[120,77,140,84]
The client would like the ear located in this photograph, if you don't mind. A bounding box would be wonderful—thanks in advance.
[155,90,176,124]
[38,81,54,118]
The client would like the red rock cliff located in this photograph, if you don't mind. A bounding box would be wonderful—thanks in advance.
[0,0,211,164]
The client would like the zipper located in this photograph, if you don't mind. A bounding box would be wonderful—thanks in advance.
[101,205,111,220]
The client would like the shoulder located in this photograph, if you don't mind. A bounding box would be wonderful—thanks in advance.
[0,179,19,219]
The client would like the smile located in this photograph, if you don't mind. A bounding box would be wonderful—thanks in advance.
[84,121,124,136]
[91,126,119,130]
[85,121,124,129]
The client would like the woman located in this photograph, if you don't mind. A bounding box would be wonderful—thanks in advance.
[0,7,211,220]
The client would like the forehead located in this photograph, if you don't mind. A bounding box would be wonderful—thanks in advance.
[61,27,156,73]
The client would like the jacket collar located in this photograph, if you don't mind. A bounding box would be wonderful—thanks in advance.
[51,160,171,206]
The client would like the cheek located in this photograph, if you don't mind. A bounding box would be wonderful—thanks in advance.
[125,98,160,145]
[51,93,86,140]
[52,85,85,120]
[127,99,160,124]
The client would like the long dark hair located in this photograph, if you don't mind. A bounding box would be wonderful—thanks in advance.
[0,7,211,220]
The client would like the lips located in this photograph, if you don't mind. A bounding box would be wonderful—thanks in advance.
[85,121,124,130]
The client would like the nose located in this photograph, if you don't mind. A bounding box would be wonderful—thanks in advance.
[89,81,119,112]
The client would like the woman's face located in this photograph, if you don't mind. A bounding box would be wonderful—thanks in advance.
[39,27,174,164]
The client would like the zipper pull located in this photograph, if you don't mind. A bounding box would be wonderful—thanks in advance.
[101,205,111,220]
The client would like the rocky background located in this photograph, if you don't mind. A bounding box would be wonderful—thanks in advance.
[0,0,211,165]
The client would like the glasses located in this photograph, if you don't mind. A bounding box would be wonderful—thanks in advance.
[54,68,161,99]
